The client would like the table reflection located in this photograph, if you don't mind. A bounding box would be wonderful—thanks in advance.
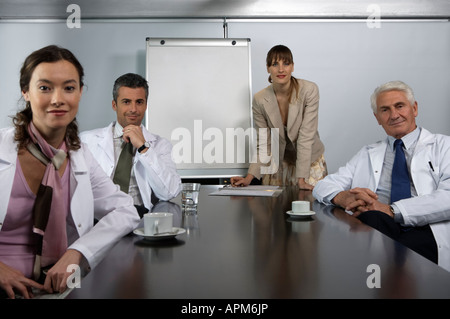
[314,202,419,298]
[247,187,321,298]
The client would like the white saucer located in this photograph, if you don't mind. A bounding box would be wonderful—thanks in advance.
[133,227,186,241]
[286,210,315,218]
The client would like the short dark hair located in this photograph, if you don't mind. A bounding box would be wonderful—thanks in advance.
[112,73,149,102]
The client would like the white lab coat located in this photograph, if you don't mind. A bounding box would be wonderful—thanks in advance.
[80,122,181,210]
[0,127,140,270]
[313,128,450,271]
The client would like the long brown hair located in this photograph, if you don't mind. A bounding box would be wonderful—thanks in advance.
[266,45,299,103]
[13,45,84,151]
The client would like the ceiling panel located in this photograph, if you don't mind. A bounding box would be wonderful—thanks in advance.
[0,0,449,20]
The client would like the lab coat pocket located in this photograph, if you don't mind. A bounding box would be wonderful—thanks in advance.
[428,161,440,187]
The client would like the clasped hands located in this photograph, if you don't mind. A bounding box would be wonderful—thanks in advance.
[332,187,393,218]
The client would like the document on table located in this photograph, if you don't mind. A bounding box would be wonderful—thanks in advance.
[29,287,74,299]
[209,185,282,197]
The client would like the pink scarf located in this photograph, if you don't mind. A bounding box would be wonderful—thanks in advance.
[27,122,68,276]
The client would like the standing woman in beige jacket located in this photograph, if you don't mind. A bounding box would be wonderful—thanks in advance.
[231,45,327,190]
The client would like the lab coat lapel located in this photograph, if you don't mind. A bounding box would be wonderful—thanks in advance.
[0,132,17,220]
[410,128,436,195]
[414,128,434,157]
[69,149,93,236]
[98,124,115,165]
[367,140,387,189]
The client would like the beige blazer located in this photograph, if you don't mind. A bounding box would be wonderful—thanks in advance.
[248,78,325,180]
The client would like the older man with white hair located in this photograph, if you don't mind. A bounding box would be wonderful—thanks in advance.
[313,80,450,272]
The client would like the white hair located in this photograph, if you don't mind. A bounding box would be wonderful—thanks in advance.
[370,81,416,113]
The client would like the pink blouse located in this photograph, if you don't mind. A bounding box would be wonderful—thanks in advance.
[0,158,70,279]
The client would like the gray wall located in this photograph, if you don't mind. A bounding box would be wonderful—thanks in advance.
[1,18,449,174]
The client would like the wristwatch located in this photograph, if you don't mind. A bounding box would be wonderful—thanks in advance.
[389,205,395,216]
[138,141,150,153]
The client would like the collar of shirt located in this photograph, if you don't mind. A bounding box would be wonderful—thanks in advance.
[387,126,421,153]
[113,121,124,139]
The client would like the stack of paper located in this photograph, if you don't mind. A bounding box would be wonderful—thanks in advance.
[209,185,282,197]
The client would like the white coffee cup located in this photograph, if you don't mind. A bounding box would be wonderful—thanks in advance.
[292,201,310,214]
[144,212,173,235]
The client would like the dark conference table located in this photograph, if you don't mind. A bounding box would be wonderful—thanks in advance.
[68,185,450,300]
